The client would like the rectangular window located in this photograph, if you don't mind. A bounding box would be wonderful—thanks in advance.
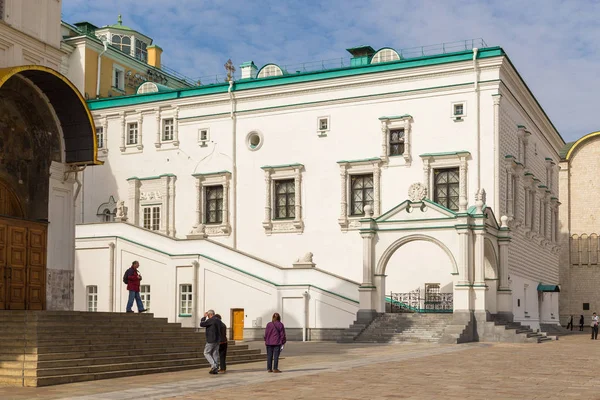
[86,285,98,312]
[350,174,374,216]
[113,67,124,90]
[204,185,224,224]
[318,117,329,131]
[584,303,590,311]
[434,168,460,211]
[529,192,535,228]
[140,285,151,310]
[127,122,138,145]
[143,206,161,231]
[274,179,295,219]
[389,129,405,156]
[162,119,174,141]
[96,127,104,149]
[453,103,464,116]
[199,129,209,142]
[180,284,193,315]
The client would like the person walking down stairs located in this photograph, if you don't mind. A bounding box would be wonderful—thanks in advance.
[123,261,148,313]
[200,310,222,374]
[215,314,228,374]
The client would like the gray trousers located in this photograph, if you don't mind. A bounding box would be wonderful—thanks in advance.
[204,342,220,369]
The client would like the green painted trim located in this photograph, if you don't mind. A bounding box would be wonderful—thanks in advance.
[363,225,456,232]
[419,150,470,158]
[127,173,177,181]
[337,157,380,164]
[375,199,411,221]
[517,124,526,129]
[77,235,359,304]
[423,198,458,215]
[260,163,304,170]
[538,185,548,189]
[379,216,458,224]
[498,289,512,292]
[472,285,488,288]
[450,272,459,275]
[378,114,412,120]
[148,44,163,50]
[504,154,515,159]
[544,157,553,161]
[359,285,377,289]
[524,172,534,176]
[455,284,473,287]
[240,61,256,67]
[191,170,231,177]
[179,314,192,318]
[87,47,505,110]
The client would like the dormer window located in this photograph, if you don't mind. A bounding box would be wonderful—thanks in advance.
[112,34,131,54]
[136,39,148,62]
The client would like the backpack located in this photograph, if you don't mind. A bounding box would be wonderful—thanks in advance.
[123,269,129,285]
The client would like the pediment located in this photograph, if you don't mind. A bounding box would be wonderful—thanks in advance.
[376,199,457,223]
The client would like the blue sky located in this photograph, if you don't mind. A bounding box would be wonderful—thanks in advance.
[62,0,600,143]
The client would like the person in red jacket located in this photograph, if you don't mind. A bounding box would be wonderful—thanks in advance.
[124,261,148,313]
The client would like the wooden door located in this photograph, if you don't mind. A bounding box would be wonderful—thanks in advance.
[231,309,244,341]
[0,217,47,310]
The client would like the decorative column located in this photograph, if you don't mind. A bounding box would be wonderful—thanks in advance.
[192,260,200,328]
[380,121,388,161]
[154,109,161,148]
[262,170,272,232]
[493,94,502,220]
[102,117,108,152]
[422,159,431,196]
[188,177,206,238]
[173,107,180,146]
[137,114,144,150]
[373,167,381,216]
[496,216,513,320]
[403,118,412,165]
[293,168,303,229]
[473,189,487,318]
[119,113,126,152]
[223,179,230,231]
[459,156,468,212]
[357,205,377,321]
[338,164,348,229]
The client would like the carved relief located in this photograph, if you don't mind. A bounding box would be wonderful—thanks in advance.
[140,191,163,201]
[408,182,427,202]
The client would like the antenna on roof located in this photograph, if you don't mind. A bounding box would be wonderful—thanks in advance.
[117,14,122,25]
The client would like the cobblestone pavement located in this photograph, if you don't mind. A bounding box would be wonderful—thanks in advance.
[0,334,598,400]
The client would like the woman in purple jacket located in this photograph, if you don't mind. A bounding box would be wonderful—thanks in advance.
[264,312,286,373]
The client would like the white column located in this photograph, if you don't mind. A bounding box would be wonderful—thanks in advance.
[473,230,487,314]
[192,260,200,328]
[373,167,381,216]
[380,121,388,160]
[493,94,502,220]
[154,109,161,148]
[422,159,431,197]
[262,170,272,231]
[137,114,144,150]
[338,165,348,228]
[459,156,468,212]
[403,118,411,165]
[108,242,115,312]
[358,230,376,312]
[173,107,180,146]
[294,168,302,224]
[119,114,126,152]
[223,179,230,229]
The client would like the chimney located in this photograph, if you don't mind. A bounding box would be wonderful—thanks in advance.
[240,61,258,79]
[147,45,163,68]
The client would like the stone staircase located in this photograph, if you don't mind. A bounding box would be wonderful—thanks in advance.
[343,313,455,343]
[0,311,264,387]
[479,319,554,343]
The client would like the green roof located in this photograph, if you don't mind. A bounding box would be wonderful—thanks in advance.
[108,15,135,31]
[559,141,576,160]
[537,284,560,292]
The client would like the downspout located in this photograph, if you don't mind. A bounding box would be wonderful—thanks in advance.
[96,40,109,98]
[192,259,200,329]
[473,48,481,193]
[228,80,238,249]
[302,290,310,342]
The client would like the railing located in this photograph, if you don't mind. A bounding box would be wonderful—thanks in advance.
[388,289,453,313]
[185,38,489,87]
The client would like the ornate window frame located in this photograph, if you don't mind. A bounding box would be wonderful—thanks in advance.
[523,173,536,234]
[120,112,144,153]
[420,151,470,212]
[96,195,117,222]
[337,158,381,231]
[154,107,180,149]
[188,171,231,238]
[503,156,524,226]
[127,174,176,237]
[95,116,108,156]
[261,164,304,235]
[517,125,531,168]
[379,115,412,166]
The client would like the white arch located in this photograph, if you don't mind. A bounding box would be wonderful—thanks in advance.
[375,234,459,276]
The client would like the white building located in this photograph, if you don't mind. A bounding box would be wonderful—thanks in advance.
[74,41,564,340]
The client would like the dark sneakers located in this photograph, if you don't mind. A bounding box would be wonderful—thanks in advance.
[139,309,149,313]
[209,368,219,375]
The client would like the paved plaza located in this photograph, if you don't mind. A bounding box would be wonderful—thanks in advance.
[0,334,598,400]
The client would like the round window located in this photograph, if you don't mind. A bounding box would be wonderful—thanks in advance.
[246,131,264,151]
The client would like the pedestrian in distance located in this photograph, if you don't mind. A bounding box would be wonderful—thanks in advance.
[566,315,574,331]
[123,261,148,313]
[200,310,221,374]
[214,314,228,373]
[580,314,585,331]
[591,312,599,340]
[264,312,286,373]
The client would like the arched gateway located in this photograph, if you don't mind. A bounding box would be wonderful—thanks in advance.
[355,184,513,332]
[0,66,100,310]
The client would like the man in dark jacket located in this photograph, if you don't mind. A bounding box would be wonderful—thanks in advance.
[124,261,148,313]
[214,314,228,373]
[200,309,221,374]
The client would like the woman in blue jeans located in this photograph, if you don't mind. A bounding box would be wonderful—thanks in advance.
[264,312,286,373]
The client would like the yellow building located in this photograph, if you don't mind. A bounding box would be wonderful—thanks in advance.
[61,16,194,99]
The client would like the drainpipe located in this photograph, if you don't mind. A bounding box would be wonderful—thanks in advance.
[228,80,238,249]
[108,242,115,312]
[96,40,109,99]
[193,259,200,329]
[302,290,310,342]
[473,48,481,193]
